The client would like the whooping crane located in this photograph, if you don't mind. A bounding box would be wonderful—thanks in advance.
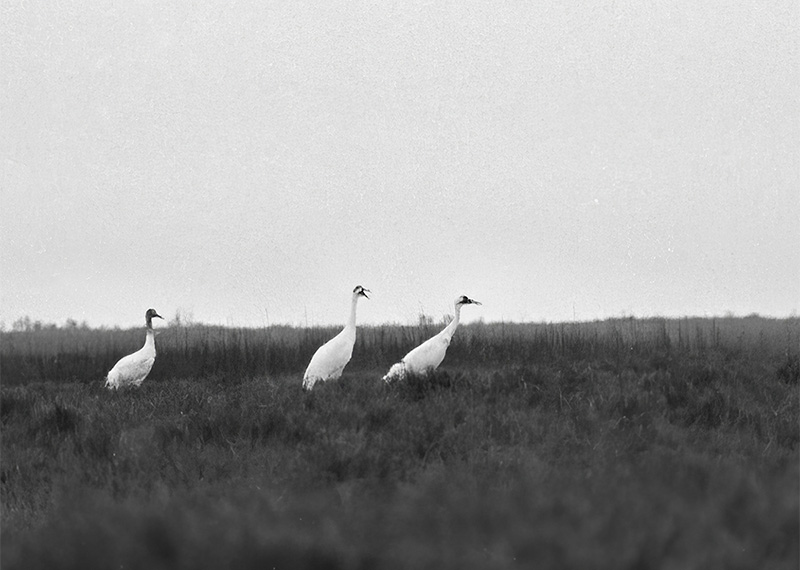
[105,308,164,389]
[302,285,370,390]
[382,295,481,383]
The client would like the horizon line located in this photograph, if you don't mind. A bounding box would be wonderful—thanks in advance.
[2,311,798,332]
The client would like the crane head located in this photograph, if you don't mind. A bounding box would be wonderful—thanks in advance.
[353,285,370,299]
[146,308,164,320]
[456,295,481,306]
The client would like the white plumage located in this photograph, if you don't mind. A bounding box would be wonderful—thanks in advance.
[105,308,164,389]
[303,285,370,390]
[383,295,481,383]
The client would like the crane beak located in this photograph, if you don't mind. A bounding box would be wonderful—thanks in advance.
[469,299,482,305]
[360,289,371,299]
[154,313,164,319]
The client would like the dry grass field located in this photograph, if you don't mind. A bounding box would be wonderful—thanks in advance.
[1,317,798,569]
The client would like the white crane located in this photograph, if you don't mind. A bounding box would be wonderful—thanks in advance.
[302,285,370,390]
[105,308,164,389]
[382,295,481,383]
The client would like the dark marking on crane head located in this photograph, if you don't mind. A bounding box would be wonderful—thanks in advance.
[457,296,481,306]
[353,285,370,299]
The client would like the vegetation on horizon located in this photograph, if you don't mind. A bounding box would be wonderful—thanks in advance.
[2,315,797,386]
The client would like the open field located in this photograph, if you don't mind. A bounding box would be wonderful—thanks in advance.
[2,317,799,569]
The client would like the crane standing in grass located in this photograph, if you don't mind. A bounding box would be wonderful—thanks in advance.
[303,285,370,391]
[382,295,481,383]
[105,308,164,389]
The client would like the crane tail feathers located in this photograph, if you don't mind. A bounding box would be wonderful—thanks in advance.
[382,361,406,383]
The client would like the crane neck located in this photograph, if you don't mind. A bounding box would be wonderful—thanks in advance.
[144,326,156,349]
[442,303,463,338]
[144,316,156,348]
[345,293,360,332]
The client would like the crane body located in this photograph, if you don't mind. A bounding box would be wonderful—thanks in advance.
[303,286,369,390]
[383,296,481,382]
[105,309,164,389]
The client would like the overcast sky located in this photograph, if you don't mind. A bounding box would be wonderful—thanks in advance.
[2,1,797,328]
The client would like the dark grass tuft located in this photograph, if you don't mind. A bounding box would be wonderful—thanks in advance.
[0,390,36,424]
[776,354,800,385]
[33,403,82,436]
[390,369,463,402]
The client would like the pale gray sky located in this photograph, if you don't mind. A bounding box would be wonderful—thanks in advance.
[2,1,798,328]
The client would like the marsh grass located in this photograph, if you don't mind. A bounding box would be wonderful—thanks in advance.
[2,316,796,385]
[1,317,798,569]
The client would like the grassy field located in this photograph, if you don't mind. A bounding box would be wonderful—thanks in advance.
[1,317,798,569]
